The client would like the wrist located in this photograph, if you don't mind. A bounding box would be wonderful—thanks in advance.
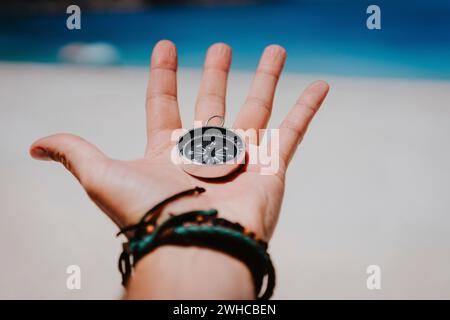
[118,188,273,299]
[126,245,255,299]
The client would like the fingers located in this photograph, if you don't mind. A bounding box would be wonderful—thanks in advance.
[279,80,329,167]
[30,133,107,186]
[233,45,286,143]
[195,43,232,126]
[146,40,182,151]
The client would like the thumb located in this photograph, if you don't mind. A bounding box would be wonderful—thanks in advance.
[30,133,107,185]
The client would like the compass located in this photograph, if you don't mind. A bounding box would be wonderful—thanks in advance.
[176,116,245,178]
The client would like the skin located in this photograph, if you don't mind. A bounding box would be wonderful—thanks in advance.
[30,40,329,299]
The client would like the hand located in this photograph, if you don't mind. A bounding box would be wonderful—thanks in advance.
[30,40,329,241]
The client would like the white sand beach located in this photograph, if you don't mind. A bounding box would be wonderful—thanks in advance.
[1,63,450,299]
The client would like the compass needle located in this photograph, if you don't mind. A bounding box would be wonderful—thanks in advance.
[177,119,245,177]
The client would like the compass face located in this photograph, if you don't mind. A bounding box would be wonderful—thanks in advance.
[177,127,245,165]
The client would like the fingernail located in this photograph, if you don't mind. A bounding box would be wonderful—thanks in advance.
[31,147,50,160]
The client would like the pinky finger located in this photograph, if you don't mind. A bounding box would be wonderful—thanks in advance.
[278,80,329,167]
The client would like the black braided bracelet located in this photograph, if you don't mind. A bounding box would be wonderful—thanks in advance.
[117,186,206,237]
[118,188,276,300]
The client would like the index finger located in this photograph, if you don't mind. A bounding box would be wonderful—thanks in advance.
[146,40,182,153]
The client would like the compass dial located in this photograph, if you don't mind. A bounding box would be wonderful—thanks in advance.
[178,127,245,165]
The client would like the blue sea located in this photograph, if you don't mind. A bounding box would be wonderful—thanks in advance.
[1,0,450,79]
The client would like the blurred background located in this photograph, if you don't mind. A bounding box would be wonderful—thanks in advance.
[2,0,450,78]
[1,0,450,299]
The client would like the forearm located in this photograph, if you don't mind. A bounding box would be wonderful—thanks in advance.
[126,245,255,299]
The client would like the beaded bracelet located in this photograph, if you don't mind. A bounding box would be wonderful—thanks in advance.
[117,187,276,300]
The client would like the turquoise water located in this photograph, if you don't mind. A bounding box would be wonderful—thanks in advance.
[1,1,450,79]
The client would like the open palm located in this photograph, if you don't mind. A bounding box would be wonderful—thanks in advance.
[30,41,329,241]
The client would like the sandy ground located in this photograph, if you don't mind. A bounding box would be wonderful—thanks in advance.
[0,63,450,299]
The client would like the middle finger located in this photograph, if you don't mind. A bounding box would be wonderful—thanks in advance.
[194,43,232,126]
